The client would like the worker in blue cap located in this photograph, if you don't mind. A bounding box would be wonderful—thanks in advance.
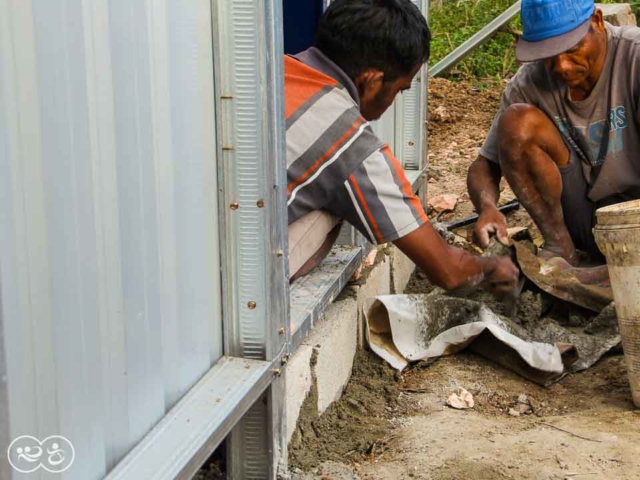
[467,0,640,267]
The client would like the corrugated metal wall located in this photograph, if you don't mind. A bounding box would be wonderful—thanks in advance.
[0,0,222,478]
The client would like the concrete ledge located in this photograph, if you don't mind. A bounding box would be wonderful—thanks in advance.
[285,244,416,446]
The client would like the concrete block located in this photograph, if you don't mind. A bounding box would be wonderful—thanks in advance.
[355,254,391,347]
[390,245,416,294]
[597,3,637,26]
[305,297,358,415]
[284,344,314,442]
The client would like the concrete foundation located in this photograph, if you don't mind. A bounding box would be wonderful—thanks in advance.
[284,244,412,443]
[285,344,314,442]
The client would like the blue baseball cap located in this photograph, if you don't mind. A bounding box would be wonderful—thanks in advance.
[516,0,596,62]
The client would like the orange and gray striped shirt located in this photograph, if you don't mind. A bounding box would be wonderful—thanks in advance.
[285,48,428,244]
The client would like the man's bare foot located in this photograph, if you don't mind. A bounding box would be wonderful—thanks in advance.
[538,245,579,266]
[545,257,610,286]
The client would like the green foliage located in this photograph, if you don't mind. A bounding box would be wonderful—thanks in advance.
[429,0,639,81]
[429,0,521,80]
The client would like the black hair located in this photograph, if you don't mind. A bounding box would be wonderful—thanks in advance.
[315,0,431,81]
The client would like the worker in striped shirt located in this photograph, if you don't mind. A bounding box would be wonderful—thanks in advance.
[287,0,518,296]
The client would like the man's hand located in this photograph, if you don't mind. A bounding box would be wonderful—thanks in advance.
[482,255,519,295]
[468,155,507,249]
[394,222,519,297]
[474,208,509,249]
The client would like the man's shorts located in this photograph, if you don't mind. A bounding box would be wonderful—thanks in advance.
[559,151,628,260]
[288,210,341,280]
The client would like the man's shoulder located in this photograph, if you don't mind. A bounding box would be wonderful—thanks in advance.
[284,55,338,86]
[510,61,548,88]
[504,61,552,100]
[608,23,640,63]
[608,24,640,93]
[609,23,640,45]
[284,56,356,120]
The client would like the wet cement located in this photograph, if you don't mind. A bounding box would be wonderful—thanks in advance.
[288,350,403,471]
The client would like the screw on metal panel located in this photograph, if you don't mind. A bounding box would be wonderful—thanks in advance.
[276,250,284,257]
[273,368,282,376]
[247,301,257,310]
[408,141,415,147]
[281,354,290,366]
[278,327,285,335]
[257,199,265,208]
[230,202,239,210]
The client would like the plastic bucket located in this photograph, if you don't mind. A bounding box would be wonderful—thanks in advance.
[594,199,640,407]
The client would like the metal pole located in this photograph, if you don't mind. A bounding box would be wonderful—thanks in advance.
[214,0,289,477]
[430,1,521,78]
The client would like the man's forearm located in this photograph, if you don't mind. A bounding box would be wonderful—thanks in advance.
[394,222,497,291]
[468,155,502,214]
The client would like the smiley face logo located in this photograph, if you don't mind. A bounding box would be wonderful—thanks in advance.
[7,435,75,473]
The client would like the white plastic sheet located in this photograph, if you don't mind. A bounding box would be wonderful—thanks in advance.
[364,292,620,386]
[365,294,563,374]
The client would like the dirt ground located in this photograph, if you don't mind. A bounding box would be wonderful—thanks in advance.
[288,79,640,480]
[426,78,536,240]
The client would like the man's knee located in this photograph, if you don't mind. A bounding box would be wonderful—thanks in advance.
[498,104,547,155]
[497,104,564,169]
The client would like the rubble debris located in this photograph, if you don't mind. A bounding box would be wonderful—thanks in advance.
[446,388,475,409]
[428,194,459,213]
[516,394,533,415]
[351,249,378,281]
[432,105,457,123]
[428,164,443,181]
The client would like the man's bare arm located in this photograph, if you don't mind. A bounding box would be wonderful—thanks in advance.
[467,155,509,248]
[393,220,518,295]
[468,154,502,212]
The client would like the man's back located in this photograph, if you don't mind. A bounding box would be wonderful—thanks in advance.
[284,55,383,225]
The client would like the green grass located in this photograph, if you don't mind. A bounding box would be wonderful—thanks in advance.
[429,0,638,81]
[429,0,521,80]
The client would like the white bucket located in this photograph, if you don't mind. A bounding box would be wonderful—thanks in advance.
[594,199,640,407]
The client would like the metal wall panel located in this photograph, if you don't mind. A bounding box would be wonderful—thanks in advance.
[392,0,428,171]
[0,1,222,478]
[394,69,424,170]
[371,107,397,153]
[214,0,289,476]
